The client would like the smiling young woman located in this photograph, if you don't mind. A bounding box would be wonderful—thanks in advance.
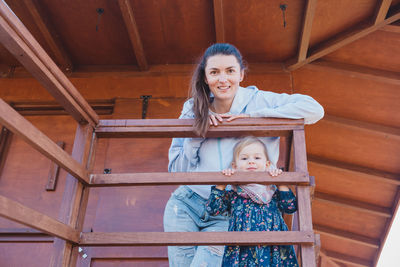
[163,43,324,267]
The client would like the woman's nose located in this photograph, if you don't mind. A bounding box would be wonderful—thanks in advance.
[218,74,228,82]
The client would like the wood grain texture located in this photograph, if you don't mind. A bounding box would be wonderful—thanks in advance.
[90,171,309,187]
[80,231,315,246]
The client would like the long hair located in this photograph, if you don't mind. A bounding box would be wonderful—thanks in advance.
[190,43,246,137]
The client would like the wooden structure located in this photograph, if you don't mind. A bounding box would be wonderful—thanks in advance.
[0,0,399,266]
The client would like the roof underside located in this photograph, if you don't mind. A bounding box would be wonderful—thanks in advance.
[0,1,399,267]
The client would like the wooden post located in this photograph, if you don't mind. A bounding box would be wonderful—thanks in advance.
[293,129,316,267]
[49,124,95,267]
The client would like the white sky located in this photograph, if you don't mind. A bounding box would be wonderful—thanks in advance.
[376,204,400,267]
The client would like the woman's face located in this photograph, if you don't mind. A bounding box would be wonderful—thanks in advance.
[204,54,244,104]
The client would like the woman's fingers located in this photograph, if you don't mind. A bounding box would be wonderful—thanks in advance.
[220,114,250,122]
[209,114,219,126]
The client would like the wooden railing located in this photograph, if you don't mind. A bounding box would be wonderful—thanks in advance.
[0,1,317,265]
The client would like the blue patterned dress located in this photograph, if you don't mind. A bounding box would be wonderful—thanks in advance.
[205,186,299,267]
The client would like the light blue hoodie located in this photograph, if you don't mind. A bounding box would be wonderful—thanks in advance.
[168,86,324,199]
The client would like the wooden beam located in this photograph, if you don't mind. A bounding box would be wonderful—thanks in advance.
[314,191,392,217]
[305,60,400,86]
[0,195,79,243]
[374,0,393,25]
[45,141,65,191]
[297,0,318,61]
[319,251,346,267]
[380,24,400,33]
[323,250,371,267]
[118,0,148,71]
[213,0,225,42]
[50,124,94,267]
[0,126,12,178]
[286,8,400,71]
[0,98,90,184]
[90,171,309,187]
[0,1,98,125]
[314,224,380,248]
[22,0,73,71]
[293,129,316,267]
[95,118,304,138]
[79,231,315,246]
[308,155,400,186]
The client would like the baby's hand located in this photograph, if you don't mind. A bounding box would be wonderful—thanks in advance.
[222,168,235,176]
[269,168,283,177]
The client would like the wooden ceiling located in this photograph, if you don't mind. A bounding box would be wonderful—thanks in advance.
[0,0,399,267]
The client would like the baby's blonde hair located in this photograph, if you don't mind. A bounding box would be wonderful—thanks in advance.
[233,136,269,163]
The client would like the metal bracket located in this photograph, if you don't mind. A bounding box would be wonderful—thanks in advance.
[140,95,152,119]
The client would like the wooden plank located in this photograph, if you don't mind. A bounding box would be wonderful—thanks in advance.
[22,0,73,71]
[297,0,317,61]
[319,251,345,267]
[308,155,400,186]
[314,192,392,218]
[314,224,380,249]
[79,231,315,246]
[0,126,12,178]
[46,141,65,191]
[50,124,93,267]
[96,118,304,138]
[293,129,316,267]
[0,98,90,184]
[118,0,148,71]
[374,0,393,25]
[0,1,98,125]
[213,0,225,42]
[305,60,400,86]
[286,9,400,71]
[323,250,371,267]
[90,171,309,187]
[0,195,79,243]
[380,24,400,33]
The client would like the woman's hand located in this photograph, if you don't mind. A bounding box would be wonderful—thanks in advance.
[209,113,250,126]
[269,168,282,177]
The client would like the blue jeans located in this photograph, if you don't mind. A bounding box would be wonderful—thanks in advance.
[163,186,229,267]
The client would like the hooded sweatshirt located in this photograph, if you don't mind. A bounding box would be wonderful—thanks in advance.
[168,86,324,199]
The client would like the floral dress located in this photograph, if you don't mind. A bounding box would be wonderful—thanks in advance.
[205,186,299,267]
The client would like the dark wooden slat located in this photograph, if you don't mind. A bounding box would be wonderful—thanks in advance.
[118,0,148,71]
[293,129,316,267]
[374,0,393,25]
[314,191,392,217]
[0,98,90,184]
[323,250,371,267]
[90,171,309,187]
[0,195,79,243]
[96,118,304,138]
[213,0,225,42]
[50,124,93,267]
[0,1,98,125]
[286,9,400,71]
[79,231,315,246]
[0,126,12,178]
[22,0,73,71]
[297,0,317,61]
[314,224,380,249]
[46,141,65,191]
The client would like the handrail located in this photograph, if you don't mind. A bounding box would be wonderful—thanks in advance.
[95,118,305,138]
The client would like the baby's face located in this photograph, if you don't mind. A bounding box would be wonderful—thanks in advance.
[234,143,268,172]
